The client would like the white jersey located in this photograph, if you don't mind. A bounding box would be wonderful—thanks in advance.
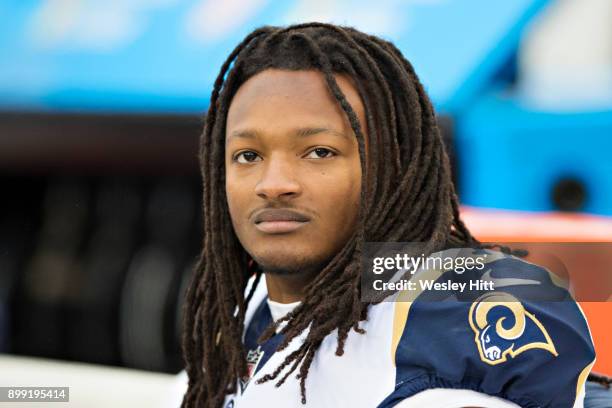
[172,248,594,408]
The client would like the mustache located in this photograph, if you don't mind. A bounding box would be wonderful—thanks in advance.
[250,205,315,223]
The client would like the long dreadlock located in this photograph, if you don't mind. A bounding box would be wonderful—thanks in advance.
[181,23,479,408]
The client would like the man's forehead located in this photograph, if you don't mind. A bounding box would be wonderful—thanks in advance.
[225,69,367,138]
[234,69,328,94]
[227,70,340,116]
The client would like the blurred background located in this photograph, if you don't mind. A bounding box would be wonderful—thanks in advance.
[0,0,611,405]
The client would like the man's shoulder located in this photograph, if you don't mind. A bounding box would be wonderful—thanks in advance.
[381,247,595,408]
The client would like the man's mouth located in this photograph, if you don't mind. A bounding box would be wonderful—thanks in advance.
[253,209,310,234]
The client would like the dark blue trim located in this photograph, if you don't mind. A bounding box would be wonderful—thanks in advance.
[376,372,541,408]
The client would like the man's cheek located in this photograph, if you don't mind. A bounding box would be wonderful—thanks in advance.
[226,194,245,233]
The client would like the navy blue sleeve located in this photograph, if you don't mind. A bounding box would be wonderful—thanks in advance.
[378,254,596,408]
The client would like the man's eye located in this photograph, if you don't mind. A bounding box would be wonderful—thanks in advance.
[305,148,335,159]
[234,151,261,163]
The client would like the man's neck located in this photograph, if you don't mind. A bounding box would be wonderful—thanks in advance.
[264,272,314,304]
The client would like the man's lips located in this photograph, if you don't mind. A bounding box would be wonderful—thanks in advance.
[252,209,310,234]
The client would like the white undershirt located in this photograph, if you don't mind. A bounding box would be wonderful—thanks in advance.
[267,298,301,323]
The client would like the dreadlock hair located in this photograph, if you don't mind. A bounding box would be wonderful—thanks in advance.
[181,22,479,408]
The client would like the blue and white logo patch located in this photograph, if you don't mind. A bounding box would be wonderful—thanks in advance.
[468,292,558,365]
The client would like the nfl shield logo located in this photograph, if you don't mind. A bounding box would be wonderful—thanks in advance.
[239,346,265,394]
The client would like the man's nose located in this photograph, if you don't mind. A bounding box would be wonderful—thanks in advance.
[254,156,301,200]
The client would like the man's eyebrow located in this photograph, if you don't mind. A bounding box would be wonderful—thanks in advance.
[227,129,260,144]
[226,127,350,144]
[294,127,350,139]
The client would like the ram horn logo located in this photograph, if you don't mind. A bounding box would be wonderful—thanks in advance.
[468,292,558,365]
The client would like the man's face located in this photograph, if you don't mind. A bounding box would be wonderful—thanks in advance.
[225,69,366,275]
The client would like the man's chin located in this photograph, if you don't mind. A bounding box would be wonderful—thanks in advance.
[252,253,330,277]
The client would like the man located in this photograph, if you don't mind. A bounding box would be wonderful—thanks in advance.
[178,23,597,407]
